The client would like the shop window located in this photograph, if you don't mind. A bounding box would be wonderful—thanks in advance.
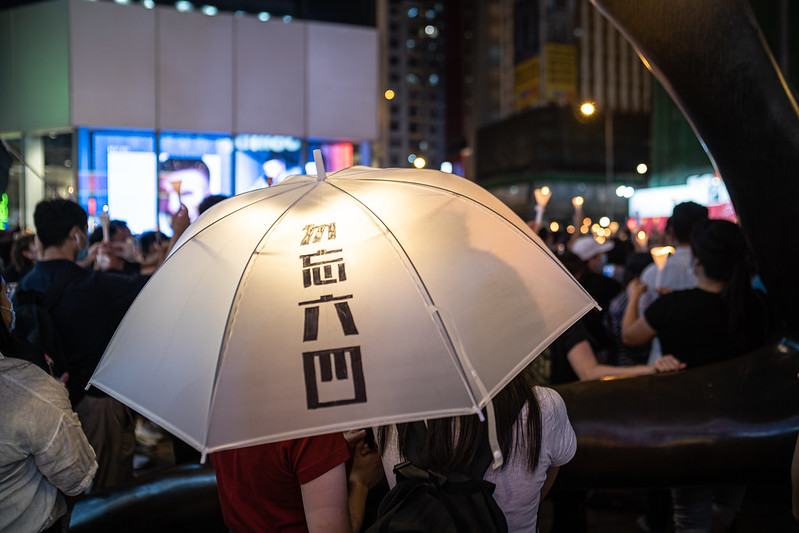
[234,134,302,195]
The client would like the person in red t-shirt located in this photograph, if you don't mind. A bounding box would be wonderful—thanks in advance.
[211,429,384,533]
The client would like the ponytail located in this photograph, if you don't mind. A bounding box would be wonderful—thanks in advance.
[691,219,753,344]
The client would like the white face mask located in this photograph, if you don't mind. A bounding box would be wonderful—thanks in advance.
[75,231,88,252]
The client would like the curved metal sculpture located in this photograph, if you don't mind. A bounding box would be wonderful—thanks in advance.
[555,0,799,488]
[590,0,799,336]
[555,343,799,488]
[69,464,224,533]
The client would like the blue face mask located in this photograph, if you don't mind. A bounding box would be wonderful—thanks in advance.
[75,230,90,261]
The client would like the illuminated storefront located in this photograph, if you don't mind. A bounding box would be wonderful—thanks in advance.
[0,0,377,232]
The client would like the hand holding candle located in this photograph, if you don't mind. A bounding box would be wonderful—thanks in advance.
[572,196,584,228]
[533,186,551,226]
[99,207,110,243]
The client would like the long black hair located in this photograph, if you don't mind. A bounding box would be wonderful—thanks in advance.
[379,365,542,472]
[691,219,768,347]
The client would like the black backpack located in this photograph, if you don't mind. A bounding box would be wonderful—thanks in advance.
[13,273,80,401]
[366,421,508,533]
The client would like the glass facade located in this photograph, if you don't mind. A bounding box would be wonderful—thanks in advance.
[69,128,371,236]
[234,134,303,194]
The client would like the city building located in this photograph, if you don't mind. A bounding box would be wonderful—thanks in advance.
[0,0,378,233]
[444,0,652,226]
[376,0,447,171]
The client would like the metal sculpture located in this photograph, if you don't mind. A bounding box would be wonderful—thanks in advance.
[555,0,799,488]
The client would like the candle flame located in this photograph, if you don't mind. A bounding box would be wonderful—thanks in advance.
[650,246,675,270]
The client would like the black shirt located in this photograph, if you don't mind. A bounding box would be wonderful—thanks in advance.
[17,260,149,399]
[644,288,766,368]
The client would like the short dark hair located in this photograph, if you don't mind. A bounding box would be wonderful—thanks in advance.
[139,231,168,256]
[33,199,88,249]
[671,202,708,244]
[88,219,130,246]
[198,194,228,215]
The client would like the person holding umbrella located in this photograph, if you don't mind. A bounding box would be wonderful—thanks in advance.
[210,429,385,532]
[377,365,577,532]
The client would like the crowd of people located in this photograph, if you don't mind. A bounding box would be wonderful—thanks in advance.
[532,201,773,533]
[0,194,777,533]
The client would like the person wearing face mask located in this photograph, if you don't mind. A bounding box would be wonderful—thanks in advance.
[0,276,98,533]
[14,199,189,493]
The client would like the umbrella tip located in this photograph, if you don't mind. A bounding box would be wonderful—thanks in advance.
[313,149,327,181]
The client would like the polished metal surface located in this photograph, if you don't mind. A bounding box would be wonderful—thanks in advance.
[555,343,799,488]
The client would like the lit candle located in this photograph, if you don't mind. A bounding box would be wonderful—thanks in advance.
[650,246,675,288]
[99,206,110,243]
[533,186,551,226]
[572,196,584,228]
[636,230,648,250]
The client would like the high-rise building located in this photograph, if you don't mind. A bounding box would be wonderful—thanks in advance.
[377,0,447,171]
[445,0,653,222]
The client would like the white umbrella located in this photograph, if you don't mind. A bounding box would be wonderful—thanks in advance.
[89,154,595,461]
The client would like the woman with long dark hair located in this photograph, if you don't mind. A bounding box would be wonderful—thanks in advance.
[622,218,769,370]
[0,276,97,533]
[621,218,770,533]
[378,365,577,531]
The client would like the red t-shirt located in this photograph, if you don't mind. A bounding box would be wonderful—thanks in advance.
[210,433,350,532]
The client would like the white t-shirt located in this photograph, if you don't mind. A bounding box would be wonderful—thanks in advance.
[379,386,576,532]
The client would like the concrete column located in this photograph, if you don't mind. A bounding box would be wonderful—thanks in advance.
[22,135,45,230]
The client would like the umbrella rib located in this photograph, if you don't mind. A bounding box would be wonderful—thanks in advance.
[325,181,488,420]
[167,179,312,259]
[343,176,596,306]
[203,179,323,452]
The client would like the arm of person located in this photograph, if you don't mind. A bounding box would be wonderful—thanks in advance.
[621,278,659,346]
[567,339,654,381]
[165,204,190,257]
[34,387,98,496]
[301,463,351,533]
[653,354,686,373]
[540,466,560,500]
[347,435,386,532]
[301,436,385,533]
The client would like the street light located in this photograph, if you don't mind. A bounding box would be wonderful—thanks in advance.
[580,102,613,220]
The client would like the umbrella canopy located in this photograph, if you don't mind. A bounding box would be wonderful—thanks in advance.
[89,162,595,458]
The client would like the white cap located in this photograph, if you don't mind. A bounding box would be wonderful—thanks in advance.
[571,236,615,261]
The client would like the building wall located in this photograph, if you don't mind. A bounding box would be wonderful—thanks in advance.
[1,0,378,140]
[0,0,70,133]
